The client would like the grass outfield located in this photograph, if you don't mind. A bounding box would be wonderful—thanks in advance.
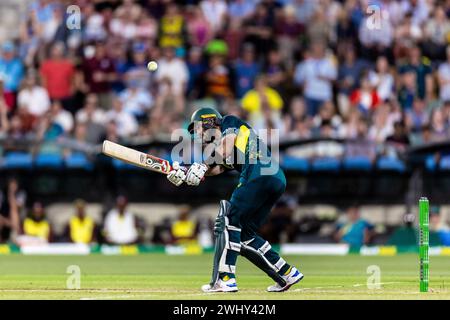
[0,254,450,299]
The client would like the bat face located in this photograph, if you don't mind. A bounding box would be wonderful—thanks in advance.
[139,153,172,174]
[103,140,172,174]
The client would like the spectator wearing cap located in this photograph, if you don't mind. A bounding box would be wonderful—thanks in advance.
[81,41,117,110]
[294,41,337,116]
[0,41,24,111]
[66,199,96,244]
[234,44,260,99]
[40,42,75,111]
[122,42,153,91]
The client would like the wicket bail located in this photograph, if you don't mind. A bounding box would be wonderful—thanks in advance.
[419,197,429,293]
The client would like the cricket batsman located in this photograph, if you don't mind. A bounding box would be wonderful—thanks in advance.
[166,107,303,293]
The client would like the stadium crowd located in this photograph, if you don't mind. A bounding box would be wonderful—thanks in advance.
[1,0,450,152]
[2,0,450,245]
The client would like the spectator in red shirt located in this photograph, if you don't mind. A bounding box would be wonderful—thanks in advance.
[350,74,380,116]
[40,42,75,112]
[82,41,117,110]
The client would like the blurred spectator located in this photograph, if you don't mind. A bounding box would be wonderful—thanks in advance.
[368,56,394,102]
[234,43,259,99]
[204,54,233,101]
[275,5,304,68]
[228,0,256,23]
[294,41,337,116]
[66,199,96,244]
[122,42,153,91]
[260,194,297,244]
[398,46,432,101]
[0,41,24,111]
[17,71,50,117]
[264,49,287,97]
[81,41,117,110]
[422,5,450,61]
[337,45,368,116]
[438,46,450,103]
[0,178,25,243]
[119,80,153,120]
[241,75,283,131]
[200,0,227,34]
[243,3,275,57]
[349,73,381,116]
[385,120,410,150]
[186,6,213,48]
[40,42,75,111]
[23,202,51,242]
[103,195,139,245]
[282,96,311,139]
[334,205,374,247]
[312,101,342,137]
[158,3,186,48]
[155,47,188,96]
[105,97,138,139]
[429,206,450,246]
[405,98,429,134]
[171,205,197,244]
[429,108,449,142]
[358,9,393,61]
[50,100,74,133]
[186,46,206,98]
[0,93,9,134]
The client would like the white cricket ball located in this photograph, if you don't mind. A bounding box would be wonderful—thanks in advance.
[147,61,158,72]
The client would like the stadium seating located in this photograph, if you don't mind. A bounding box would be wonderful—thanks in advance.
[376,157,406,172]
[342,156,372,171]
[2,152,33,169]
[65,153,94,170]
[34,153,64,169]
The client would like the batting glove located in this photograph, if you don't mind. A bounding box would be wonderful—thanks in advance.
[185,162,208,186]
[167,161,187,187]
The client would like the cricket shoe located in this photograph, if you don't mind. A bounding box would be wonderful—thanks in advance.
[201,278,238,293]
[267,267,303,292]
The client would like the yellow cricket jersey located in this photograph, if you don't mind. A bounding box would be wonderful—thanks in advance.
[159,15,184,48]
[23,218,50,240]
[171,220,196,244]
[241,87,283,114]
[70,216,94,244]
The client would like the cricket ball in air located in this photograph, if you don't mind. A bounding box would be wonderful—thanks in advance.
[147,61,158,72]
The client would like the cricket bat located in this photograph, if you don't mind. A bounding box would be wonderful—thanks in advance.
[102,140,172,174]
